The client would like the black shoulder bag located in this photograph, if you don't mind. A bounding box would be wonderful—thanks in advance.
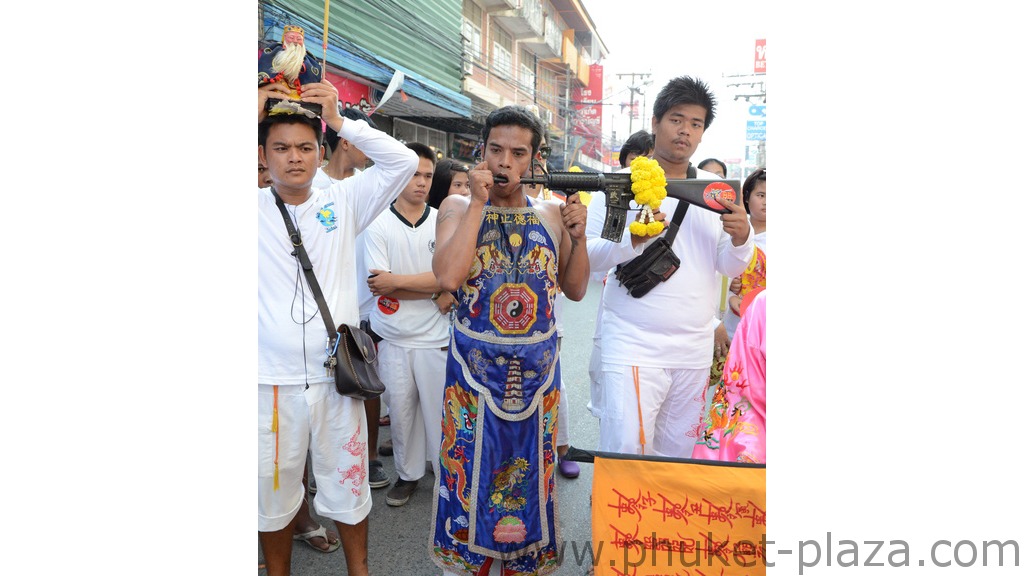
[613,164,696,298]
[271,190,385,401]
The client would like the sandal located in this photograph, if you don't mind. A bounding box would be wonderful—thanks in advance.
[293,524,340,554]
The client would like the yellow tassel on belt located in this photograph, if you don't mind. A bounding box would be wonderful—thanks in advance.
[272,385,280,490]
[632,366,646,455]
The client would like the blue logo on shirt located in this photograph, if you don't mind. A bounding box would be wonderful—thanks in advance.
[317,202,337,232]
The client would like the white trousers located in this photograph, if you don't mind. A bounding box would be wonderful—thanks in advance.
[378,341,447,481]
[586,337,603,420]
[556,376,570,447]
[556,336,570,447]
[597,363,709,458]
[257,382,371,531]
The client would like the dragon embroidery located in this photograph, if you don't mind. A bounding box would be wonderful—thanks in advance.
[440,384,478,510]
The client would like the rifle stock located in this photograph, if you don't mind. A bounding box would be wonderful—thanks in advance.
[515,172,742,242]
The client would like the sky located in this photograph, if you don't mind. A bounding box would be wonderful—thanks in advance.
[584,1,766,170]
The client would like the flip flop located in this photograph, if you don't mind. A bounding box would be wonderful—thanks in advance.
[293,524,340,554]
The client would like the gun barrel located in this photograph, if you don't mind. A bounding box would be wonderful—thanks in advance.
[492,173,606,189]
[538,172,606,190]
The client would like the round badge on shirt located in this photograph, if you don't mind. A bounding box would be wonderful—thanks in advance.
[377,296,399,315]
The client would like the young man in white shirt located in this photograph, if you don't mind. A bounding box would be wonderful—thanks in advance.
[584,76,754,459]
[312,106,375,189]
[363,142,456,507]
[257,81,417,576]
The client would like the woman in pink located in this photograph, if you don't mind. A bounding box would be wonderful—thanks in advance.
[692,288,766,464]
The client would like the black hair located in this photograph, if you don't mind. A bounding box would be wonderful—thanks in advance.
[619,130,654,168]
[480,105,544,156]
[258,113,323,149]
[698,158,727,177]
[324,106,378,152]
[652,76,717,129]
[428,159,468,210]
[741,167,766,212]
[405,142,437,166]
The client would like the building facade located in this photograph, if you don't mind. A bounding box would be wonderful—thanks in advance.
[258,0,611,170]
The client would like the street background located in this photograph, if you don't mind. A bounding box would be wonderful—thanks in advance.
[260,277,606,575]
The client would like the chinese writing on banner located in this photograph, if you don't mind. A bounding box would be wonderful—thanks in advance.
[591,456,766,576]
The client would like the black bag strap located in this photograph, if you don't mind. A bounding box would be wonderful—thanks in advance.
[660,163,698,245]
[615,163,698,276]
[271,189,337,339]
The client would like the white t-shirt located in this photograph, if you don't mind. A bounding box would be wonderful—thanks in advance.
[258,120,417,386]
[585,167,755,369]
[313,166,364,192]
[364,205,449,348]
[312,167,334,190]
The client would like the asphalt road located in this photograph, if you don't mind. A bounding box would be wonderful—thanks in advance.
[260,278,606,575]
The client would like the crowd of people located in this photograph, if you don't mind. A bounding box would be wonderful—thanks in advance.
[257,27,766,576]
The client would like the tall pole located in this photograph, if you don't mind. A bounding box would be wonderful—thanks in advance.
[628,89,635,135]
[617,72,650,137]
[642,90,647,128]
[564,64,572,168]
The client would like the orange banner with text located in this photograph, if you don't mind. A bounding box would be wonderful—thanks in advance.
[591,455,766,576]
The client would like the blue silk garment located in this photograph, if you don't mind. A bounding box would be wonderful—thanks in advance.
[431,198,562,576]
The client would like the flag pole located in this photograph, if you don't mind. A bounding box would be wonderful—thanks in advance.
[322,0,330,72]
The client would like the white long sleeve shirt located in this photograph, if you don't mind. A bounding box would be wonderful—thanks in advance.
[585,167,755,369]
[258,120,418,386]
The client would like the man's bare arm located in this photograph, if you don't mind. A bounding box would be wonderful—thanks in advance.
[367,270,442,298]
[433,165,493,292]
[554,195,590,301]
[432,194,484,293]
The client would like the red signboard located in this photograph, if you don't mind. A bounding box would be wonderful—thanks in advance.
[754,39,766,74]
[325,71,372,114]
[572,64,604,160]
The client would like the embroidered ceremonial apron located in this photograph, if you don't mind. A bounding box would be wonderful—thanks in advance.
[431,199,562,576]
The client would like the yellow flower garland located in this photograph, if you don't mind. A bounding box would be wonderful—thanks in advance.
[628,156,668,237]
